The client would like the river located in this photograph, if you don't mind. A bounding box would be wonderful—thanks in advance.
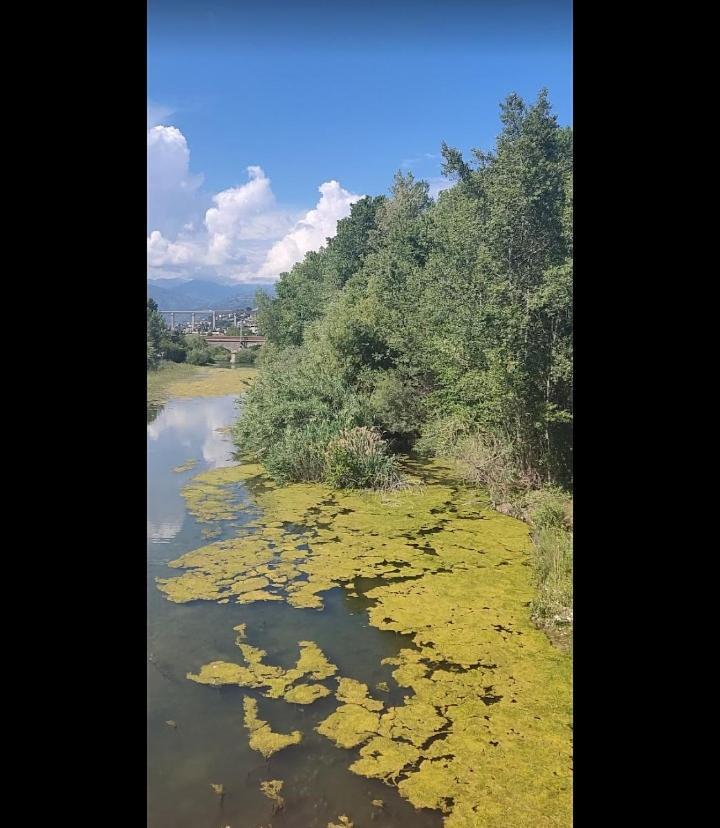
[147,393,444,828]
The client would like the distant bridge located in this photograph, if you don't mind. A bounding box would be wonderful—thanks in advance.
[203,335,266,362]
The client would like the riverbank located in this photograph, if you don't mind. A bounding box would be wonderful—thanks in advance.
[147,362,257,406]
[158,456,572,827]
[491,490,573,654]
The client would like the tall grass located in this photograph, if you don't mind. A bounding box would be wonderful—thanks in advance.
[324,427,403,490]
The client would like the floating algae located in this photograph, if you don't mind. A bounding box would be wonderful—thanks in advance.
[162,458,572,826]
[327,816,353,828]
[242,697,302,759]
[147,364,257,404]
[295,641,338,680]
[188,639,337,704]
[349,736,421,782]
[377,697,449,747]
[259,779,284,810]
[316,704,382,749]
[172,458,198,473]
[283,683,332,704]
[180,464,263,522]
[335,678,384,711]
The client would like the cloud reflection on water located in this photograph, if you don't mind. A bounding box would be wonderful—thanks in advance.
[147,395,239,543]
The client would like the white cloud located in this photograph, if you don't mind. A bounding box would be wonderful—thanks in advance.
[147,124,204,236]
[147,230,199,267]
[259,180,363,278]
[147,114,362,283]
[428,177,454,200]
[148,164,299,280]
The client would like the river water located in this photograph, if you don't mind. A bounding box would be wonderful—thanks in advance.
[147,394,443,828]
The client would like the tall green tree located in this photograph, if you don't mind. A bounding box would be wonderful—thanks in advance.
[237,91,573,486]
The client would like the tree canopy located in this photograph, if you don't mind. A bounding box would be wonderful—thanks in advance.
[242,91,572,486]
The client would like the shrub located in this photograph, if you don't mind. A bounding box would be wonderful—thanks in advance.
[449,432,540,505]
[324,427,403,490]
[263,420,342,484]
[160,340,187,363]
[524,487,571,530]
[369,370,425,435]
[415,414,474,456]
[233,342,372,463]
[187,348,213,365]
[233,348,259,366]
[147,342,160,370]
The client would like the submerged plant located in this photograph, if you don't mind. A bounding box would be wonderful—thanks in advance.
[260,779,284,812]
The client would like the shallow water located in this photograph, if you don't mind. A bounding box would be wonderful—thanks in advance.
[147,395,443,828]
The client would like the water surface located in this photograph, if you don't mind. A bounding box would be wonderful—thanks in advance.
[147,395,442,828]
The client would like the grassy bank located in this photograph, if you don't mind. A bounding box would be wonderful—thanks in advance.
[147,361,257,405]
[504,489,573,652]
[422,429,573,651]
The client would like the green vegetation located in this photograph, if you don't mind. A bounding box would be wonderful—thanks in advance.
[184,334,230,365]
[232,345,262,366]
[235,91,572,495]
[324,427,402,490]
[146,299,241,367]
[159,459,572,825]
[232,90,573,639]
[147,298,188,367]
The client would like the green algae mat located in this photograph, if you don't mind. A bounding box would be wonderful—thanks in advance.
[147,363,256,404]
[156,459,572,827]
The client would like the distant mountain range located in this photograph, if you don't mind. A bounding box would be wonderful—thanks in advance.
[148,279,276,310]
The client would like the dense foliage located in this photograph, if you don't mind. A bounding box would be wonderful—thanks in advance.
[235,91,572,490]
[147,298,189,367]
[146,299,238,367]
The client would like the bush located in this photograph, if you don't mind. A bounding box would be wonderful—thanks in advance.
[324,427,403,490]
[369,371,425,435]
[187,348,213,365]
[263,420,342,484]
[449,432,540,505]
[147,342,160,370]
[415,414,473,456]
[233,342,372,464]
[233,348,259,366]
[160,340,187,363]
[524,487,571,530]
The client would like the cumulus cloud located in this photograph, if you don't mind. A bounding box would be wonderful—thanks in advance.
[147,124,204,236]
[259,181,363,278]
[148,164,298,280]
[147,113,362,283]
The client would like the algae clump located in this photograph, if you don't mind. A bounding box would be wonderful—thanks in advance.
[283,683,332,704]
[260,779,284,810]
[242,697,302,758]
[161,457,572,826]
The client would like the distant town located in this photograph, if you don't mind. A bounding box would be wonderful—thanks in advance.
[157,307,260,336]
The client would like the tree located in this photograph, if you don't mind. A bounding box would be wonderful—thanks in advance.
[237,91,573,487]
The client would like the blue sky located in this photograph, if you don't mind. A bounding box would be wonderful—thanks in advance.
[147,1,572,284]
